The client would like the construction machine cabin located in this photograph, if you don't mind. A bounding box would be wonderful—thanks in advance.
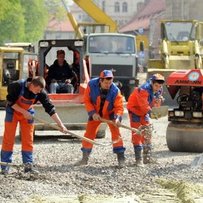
[34,39,107,137]
[0,46,38,107]
[148,20,203,104]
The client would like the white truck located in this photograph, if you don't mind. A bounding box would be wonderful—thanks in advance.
[84,33,139,101]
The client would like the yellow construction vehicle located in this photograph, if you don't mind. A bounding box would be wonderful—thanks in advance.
[148,19,203,104]
[4,42,35,53]
[146,20,203,152]
[0,46,37,106]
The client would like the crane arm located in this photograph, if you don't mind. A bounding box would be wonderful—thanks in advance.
[73,0,117,32]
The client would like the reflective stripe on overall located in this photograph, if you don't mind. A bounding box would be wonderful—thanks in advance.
[1,80,36,164]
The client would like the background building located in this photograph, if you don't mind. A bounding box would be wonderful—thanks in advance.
[70,0,144,28]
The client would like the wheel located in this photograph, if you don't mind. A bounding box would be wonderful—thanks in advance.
[166,122,203,152]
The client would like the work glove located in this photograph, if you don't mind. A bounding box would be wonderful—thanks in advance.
[92,113,101,121]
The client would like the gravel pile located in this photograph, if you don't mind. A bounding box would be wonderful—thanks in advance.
[0,112,203,203]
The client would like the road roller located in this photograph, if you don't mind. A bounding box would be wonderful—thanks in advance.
[166,69,203,152]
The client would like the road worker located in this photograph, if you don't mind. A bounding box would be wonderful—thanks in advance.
[75,70,126,168]
[127,73,165,166]
[0,76,68,174]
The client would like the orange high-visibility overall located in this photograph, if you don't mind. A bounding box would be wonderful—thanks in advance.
[127,81,154,148]
[81,78,125,154]
[1,81,36,165]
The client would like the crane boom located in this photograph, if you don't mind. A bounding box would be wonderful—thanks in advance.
[73,0,117,32]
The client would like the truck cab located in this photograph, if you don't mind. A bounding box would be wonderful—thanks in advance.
[84,33,139,101]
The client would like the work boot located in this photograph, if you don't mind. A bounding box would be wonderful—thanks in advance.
[24,163,39,174]
[117,152,125,168]
[75,152,90,166]
[135,151,144,167]
[143,145,152,164]
[134,146,144,167]
[1,167,9,175]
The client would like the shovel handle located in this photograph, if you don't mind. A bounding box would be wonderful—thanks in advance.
[33,116,109,146]
[0,161,21,168]
[100,118,140,134]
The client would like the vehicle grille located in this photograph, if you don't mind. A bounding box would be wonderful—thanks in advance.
[91,64,134,78]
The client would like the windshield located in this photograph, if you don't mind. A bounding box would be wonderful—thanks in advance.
[164,22,194,41]
[88,35,135,54]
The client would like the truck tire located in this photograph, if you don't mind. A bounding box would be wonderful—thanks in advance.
[166,122,203,152]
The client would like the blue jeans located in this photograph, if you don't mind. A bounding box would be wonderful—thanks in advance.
[49,82,74,93]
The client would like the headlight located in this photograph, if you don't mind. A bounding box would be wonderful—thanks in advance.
[193,112,202,118]
[174,111,184,117]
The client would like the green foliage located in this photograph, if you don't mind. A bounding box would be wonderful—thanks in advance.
[20,0,48,42]
[0,0,69,45]
[45,0,67,21]
[0,0,49,44]
[0,0,25,44]
[0,0,10,20]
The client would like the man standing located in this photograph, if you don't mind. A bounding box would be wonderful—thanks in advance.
[76,70,126,168]
[1,76,68,174]
[127,74,165,166]
[46,49,75,93]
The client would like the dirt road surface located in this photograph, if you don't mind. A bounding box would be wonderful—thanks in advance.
[0,109,203,203]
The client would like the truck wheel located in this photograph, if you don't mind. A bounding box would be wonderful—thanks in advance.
[166,122,203,152]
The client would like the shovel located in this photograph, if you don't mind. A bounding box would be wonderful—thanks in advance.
[100,118,144,135]
[33,116,120,146]
[0,161,21,169]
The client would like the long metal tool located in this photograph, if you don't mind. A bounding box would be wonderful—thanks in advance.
[0,161,21,169]
[34,116,119,146]
[100,118,142,134]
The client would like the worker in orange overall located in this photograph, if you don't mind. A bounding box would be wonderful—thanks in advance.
[76,70,126,168]
[1,76,68,175]
[127,74,165,166]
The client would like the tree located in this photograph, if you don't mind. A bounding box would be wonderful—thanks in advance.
[0,0,10,20]
[20,0,48,42]
[0,0,25,44]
